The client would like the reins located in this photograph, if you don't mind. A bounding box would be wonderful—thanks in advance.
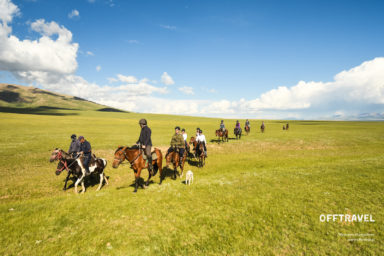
[115,147,143,168]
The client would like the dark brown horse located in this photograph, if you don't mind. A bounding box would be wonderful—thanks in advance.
[165,148,187,179]
[215,129,228,142]
[112,146,163,192]
[261,122,265,133]
[234,127,242,140]
[244,125,250,135]
[189,137,205,168]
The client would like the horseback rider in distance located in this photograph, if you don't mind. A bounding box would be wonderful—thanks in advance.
[220,120,226,132]
[137,119,154,175]
[245,119,250,128]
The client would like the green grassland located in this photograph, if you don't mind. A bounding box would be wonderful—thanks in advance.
[0,108,383,255]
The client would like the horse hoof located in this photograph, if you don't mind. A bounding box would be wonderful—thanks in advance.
[133,190,137,193]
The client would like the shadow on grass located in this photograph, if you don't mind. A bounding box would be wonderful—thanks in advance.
[63,175,109,191]
[0,106,79,116]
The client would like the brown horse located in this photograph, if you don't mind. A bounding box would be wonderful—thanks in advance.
[112,146,163,192]
[165,148,187,179]
[215,129,228,142]
[244,125,250,135]
[189,137,205,167]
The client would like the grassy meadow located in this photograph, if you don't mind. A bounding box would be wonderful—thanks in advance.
[0,109,383,255]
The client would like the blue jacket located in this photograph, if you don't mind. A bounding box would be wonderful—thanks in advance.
[68,139,80,153]
[80,140,92,155]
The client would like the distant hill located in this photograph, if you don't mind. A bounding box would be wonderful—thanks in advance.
[0,83,126,113]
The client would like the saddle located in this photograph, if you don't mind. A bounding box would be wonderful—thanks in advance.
[142,151,158,161]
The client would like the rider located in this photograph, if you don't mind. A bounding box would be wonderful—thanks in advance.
[68,134,80,158]
[197,129,207,157]
[78,136,92,176]
[236,120,241,129]
[245,119,250,128]
[136,119,154,175]
[220,120,226,132]
[168,126,185,164]
[196,127,201,138]
[181,128,189,152]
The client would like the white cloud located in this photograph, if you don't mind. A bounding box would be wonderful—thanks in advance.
[68,9,79,19]
[116,74,138,83]
[178,86,194,95]
[86,51,94,56]
[160,24,176,30]
[96,65,101,72]
[0,0,19,24]
[0,15,78,77]
[161,72,174,85]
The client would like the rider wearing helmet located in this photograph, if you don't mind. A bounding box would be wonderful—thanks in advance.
[137,119,154,175]
[68,134,80,158]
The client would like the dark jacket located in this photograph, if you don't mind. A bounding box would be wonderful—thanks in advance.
[80,140,92,155]
[68,139,81,154]
[137,125,152,146]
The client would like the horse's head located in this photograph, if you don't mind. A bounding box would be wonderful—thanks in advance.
[55,160,66,176]
[113,146,126,168]
[50,148,62,162]
[189,137,196,144]
[215,130,219,136]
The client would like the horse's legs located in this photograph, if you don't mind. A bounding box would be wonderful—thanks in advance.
[96,173,103,191]
[145,172,152,187]
[81,180,86,194]
[74,175,84,194]
[63,172,71,191]
[103,174,109,185]
[134,174,139,193]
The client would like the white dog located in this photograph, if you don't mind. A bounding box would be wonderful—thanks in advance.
[185,170,193,185]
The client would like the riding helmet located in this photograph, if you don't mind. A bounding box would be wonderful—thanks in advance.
[175,126,180,130]
[139,118,147,125]
[181,128,185,132]
[71,134,76,139]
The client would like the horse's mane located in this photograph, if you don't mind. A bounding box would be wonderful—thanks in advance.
[115,145,140,154]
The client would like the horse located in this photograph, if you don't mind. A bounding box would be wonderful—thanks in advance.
[234,127,242,140]
[50,148,78,190]
[260,123,265,133]
[286,123,289,130]
[244,125,250,135]
[165,147,187,179]
[215,129,228,142]
[112,146,163,193]
[53,149,108,193]
[283,125,286,130]
[189,137,205,168]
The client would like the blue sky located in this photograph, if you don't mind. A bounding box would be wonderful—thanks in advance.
[1,0,384,119]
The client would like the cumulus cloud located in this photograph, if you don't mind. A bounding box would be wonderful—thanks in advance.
[178,86,194,95]
[68,9,79,19]
[0,16,78,77]
[161,72,174,85]
[116,74,138,83]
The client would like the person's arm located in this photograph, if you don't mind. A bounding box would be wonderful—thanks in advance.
[143,128,151,146]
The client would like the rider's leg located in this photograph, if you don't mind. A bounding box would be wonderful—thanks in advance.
[145,146,154,175]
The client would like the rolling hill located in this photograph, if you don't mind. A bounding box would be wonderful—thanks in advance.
[0,83,125,114]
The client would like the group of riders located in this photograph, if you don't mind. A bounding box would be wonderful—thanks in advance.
[219,119,251,133]
[67,118,251,176]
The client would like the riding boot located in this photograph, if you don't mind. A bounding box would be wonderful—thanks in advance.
[147,156,154,176]
[85,166,91,176]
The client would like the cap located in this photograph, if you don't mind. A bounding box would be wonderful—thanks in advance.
[71,134,76,139]
[78,136,84,140]
[181,128,185,132]
[175,126,180,130]
[139,119,147,125]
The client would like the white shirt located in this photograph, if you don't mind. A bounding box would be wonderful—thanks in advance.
[183,133,187,141]
[196,134,206,144]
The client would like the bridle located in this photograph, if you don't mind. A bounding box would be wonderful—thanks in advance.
[55,150,78,173]
[114,147,143,168]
